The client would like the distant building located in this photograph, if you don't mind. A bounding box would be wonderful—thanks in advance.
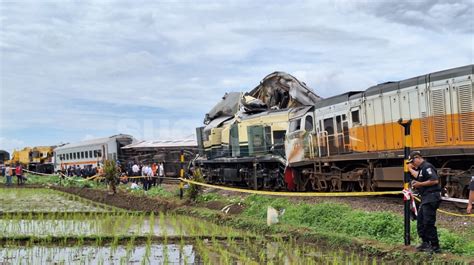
[0,150,9,164]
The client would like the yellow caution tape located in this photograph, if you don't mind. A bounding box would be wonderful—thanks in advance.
[61,173,103,182]
[178,178,401,197]
[413,196,473,217]
[23,169,58,177]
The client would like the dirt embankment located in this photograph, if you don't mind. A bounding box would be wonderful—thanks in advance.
[49,184,472,235]
[51,186,177,213]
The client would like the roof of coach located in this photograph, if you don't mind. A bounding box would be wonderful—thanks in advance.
[365,82,398,97]
[314,91,363,109]
[429,64,473,82]
[55,134,133,151]
[364,64,473,97]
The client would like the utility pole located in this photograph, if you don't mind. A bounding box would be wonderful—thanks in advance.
[398,118,412,246]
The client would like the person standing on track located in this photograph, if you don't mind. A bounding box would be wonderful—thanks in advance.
[407,151,442,253]
[467,177,474,214]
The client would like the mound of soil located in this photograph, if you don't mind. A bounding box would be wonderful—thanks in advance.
[52,186,176,213]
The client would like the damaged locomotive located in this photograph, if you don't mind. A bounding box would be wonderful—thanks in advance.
[195,65,474,199]
[195,72,321,190]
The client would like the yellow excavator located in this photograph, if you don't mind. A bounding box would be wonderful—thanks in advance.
[7,146,55,173]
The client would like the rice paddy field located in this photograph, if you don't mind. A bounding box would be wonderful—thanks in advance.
[0,188,384,264]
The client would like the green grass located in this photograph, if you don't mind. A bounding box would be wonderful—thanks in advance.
[241,194,474,256]
[24,173,62,185]
[128,185,176,198]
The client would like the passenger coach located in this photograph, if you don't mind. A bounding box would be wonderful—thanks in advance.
[53,134,135,172]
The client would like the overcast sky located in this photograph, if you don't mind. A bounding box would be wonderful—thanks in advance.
[0,0,472,153]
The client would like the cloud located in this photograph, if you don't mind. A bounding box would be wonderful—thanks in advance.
[355,0,473,33]
[0,137,25,154]
[0,1,472,148]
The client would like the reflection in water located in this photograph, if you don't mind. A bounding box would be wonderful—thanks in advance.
[0,217,181,237]
[1,244,201,264]
[1,240,378,265]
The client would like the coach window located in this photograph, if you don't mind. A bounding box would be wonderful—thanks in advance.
[85,151,88,158]
[80,152,84,159]
[73,153,76,159]
[304,115,314,131]
[97,150,102,157]
[89,150,92,158]
[351,109,360,125]
[77,152,80,159]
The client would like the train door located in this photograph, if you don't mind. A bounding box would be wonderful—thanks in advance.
[230,124,240,157]
[430,83,454,145]
[286,117,303,163]
[323,114,351,155]
[337,114,350,153]
[323,116,338,155]
[303,114,316,158]
[349,107,365,152]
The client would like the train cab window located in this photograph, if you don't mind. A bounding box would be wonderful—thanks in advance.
[351,110,360,124]
[304,116,314,131]
[324,118,334,135]
[97,150,102,157]
[336,116,342,133]
[289,118,301,132]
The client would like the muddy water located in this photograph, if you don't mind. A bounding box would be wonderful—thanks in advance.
[0,240,380,264]
[0,188,381,264]
[0,212,246,238]
[0,244,201,264]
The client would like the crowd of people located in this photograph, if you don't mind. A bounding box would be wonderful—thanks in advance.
[124,161,165,191]
[64,165,98,178]
[57,161,166,191]
[0,163,26,186]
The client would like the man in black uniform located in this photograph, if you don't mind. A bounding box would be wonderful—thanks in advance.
[407,151,442,253]
[467,177,474,214]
